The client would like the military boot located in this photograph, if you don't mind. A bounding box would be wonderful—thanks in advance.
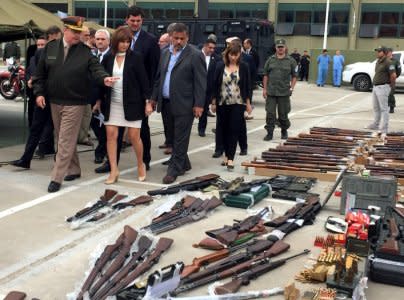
[281,129,288,140]
[263,131,273,141]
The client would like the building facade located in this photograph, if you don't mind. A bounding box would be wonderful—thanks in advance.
[29,0,404,50]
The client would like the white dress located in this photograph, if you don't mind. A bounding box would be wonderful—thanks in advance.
[104,55,142,128]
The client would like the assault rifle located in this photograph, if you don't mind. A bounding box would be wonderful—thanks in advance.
[310,126,373,138]
[214,249,310,294]
[143,196,222,234]
[91,235,153,300]
[272,190,320,201]
[379,217,400,255]
[76,227,127,300]
[88,226,138,297]
[147,174,220,196]
[102,237,174,299]
[67,189,119,222]
[173,240,290,295]
[181,239,274,279]
[205,207,269,245]
[219,178,270,199]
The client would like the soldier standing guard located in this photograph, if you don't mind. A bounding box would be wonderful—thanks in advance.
[262,39,297,141]
[386,48,401,113]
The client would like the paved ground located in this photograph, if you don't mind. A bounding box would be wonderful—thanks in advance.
[0,83,403,299]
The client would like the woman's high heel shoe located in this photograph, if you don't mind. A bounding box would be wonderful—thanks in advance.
[138,164,146,182]
[105,173,119,185]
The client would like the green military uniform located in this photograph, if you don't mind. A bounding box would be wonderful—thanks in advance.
[263,53,297,133]
[388,57,401,112]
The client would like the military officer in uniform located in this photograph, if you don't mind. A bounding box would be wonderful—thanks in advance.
[365,46,396,133]
[386,48,401,113]
[262,39,297,141]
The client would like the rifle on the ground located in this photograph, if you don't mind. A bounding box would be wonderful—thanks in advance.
[102,237,174,299]
[76,228,127,300]
[272,190,319,201]
[205,207,269,245]
[182,239,275,284]
[310,126,373,138]
[181,239,274,279]
[112,195,153,210]
[142,196,222,234]
[214,249,310,294]
[173,240,290,295]
[88,226,138,297]
[67,189,119,222]
[147,174,220,196]
[91,235,153,300]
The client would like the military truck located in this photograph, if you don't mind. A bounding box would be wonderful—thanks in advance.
[142,18,275,83]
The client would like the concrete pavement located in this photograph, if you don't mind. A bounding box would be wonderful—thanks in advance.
[0,83,403,299]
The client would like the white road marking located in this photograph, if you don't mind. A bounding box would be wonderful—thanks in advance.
[0,91,362,220]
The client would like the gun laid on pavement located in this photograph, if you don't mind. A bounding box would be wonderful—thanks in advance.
[173,240,290,295]
[102,237,174,299]
[214,249,310,294]
[147,174,220,196]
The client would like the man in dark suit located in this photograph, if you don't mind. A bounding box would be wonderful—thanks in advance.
[151,23,207,184]
[127,5,160,170]
[198,35,220,137]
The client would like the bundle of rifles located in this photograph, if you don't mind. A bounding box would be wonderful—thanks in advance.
[366,132,404,179]
[243,127,374,173]
[116,206,313,298]
[76,225,173,300]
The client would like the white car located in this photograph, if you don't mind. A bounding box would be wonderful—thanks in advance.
[342,51,404,92]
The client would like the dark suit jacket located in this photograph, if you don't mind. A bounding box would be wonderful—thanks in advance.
[212,61,252,104]
[205,52,221,104]
[101,50,151,121]
[132,30,160,88]
[152,44,207,117]
[249,47,260,69]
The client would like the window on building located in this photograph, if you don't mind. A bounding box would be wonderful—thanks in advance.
[180,9,194,18]
[115,8,127,19]
[208,3,267,20]
[151,9,164,19]
[236,10,251,18]
[360,4,404,38]
[166,8,179,19]
[277,4,349,37]
[75,8,87,18]
[220,10,234,19]
[88,8,100,19]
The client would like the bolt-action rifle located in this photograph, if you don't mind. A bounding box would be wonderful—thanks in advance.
[173,240,290,295]
[102,237,174,299]
[214,249,310,294]
[91,235,153,300]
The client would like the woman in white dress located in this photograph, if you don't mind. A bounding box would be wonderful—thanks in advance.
[101,26,153,184]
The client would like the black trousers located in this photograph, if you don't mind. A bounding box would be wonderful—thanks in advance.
[217,104,245,161]
[161,100,174,147]
[198,96,210,134]
[215,106,247,153]
[167,113,193,177]
[90,114,107,159]
[27,87,35,128]
[21,104,54,162]
[300,66,309,81]
[141,116,151,165]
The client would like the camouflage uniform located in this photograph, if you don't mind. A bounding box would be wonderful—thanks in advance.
[388,57,401,112]
[263,54,297,133]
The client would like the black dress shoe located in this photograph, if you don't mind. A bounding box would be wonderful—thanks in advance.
[145,163,150,171]
[239,149,248,156]
[198,131,206,137]
[263,132,273,141]
[389,107,394,113]
[212,151,223,158]
[10,159,30,169]
[64,174,81,181]
[163,174,177,184]
[162,160,170,165]
[95,162,111,173]
[48,181,61,193]
[94,156,104,164]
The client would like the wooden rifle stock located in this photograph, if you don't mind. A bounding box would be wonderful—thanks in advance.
[380,218,400,255]
[89,226,138,297]
[112,195,153,210]
[76,231,126,300]
[103,237,173,299]
[91,235,153,300]
[3,291,26,300]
